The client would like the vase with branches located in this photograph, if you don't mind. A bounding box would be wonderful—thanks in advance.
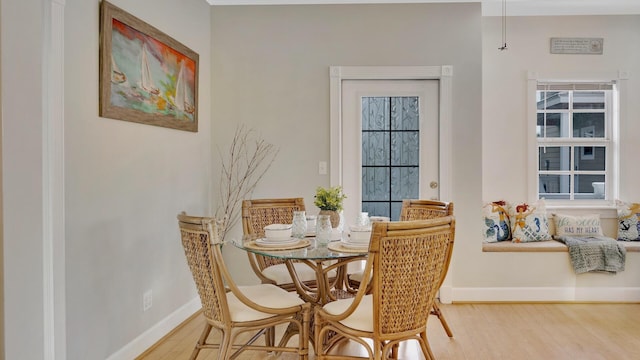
[215,125,279,241]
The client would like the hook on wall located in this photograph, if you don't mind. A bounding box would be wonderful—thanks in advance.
[498,0,508,50]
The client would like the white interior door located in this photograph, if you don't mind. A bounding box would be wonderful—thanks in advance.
[341,80,439,226]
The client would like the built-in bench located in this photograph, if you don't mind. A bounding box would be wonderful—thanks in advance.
[473,212,639,303]
[483,239,640,252]
[483,213,640,252]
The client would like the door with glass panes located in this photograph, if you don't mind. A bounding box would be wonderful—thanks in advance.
[341,80,439,225]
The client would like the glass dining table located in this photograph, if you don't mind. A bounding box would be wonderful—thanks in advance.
[232,235,368,306]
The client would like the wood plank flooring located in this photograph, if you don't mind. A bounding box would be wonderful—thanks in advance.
[137,303,640,360]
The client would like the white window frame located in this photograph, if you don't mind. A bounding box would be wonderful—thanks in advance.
[527,71,627,207]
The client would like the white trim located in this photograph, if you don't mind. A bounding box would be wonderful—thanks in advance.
[106,297,202,360]
[439,285,453,304]
[452,287,640,303]
[329,65,453,201]
[43,0,66,359]
[330,65,454,295]
[527,70,626,206]
[206,1,640,17]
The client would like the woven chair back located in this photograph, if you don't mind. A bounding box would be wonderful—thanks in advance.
[400,199,453,221]
[177,213,229,325]
[370,216,455,336]
[242,198,305,269]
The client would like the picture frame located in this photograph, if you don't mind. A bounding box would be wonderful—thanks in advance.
[99,1,199,132]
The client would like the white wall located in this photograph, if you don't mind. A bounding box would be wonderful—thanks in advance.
[211,3,483,286]
[483,15,640,202]
[64,0,211,358]
[2,0,211,357]
[2,0,46,358]
[478,15,640,300]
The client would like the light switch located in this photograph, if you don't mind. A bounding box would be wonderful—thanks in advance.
[319,161,327,175]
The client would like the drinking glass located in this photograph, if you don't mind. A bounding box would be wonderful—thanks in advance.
[316,215,332,247]
[306,215,317,235]
[357,212,371,227]
[292,211,307,239]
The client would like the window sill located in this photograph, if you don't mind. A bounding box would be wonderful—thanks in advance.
[483,240,640,253]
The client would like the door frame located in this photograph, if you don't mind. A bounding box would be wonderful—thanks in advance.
[329,65,453,203]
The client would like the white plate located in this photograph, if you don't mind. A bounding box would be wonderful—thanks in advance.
[259,236,298,242]
[256,237,299,247]
[340,239,369,249]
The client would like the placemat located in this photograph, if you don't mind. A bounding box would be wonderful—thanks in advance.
[327,241,368,253]
[244,238,311,251]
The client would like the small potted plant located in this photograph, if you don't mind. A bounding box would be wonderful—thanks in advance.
[314,185,347,228]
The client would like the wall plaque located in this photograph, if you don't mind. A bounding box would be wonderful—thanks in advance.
[550,37,603,55]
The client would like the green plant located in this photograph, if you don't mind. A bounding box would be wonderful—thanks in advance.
[314,186,347,211]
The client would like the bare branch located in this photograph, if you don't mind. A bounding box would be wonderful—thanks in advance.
[215,125,279,241]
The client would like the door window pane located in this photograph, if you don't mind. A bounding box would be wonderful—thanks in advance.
[362,96,419,220]
[362,97,389,131]
[362,132,389,166]
[391,132,419,165]
[362,167,390,201]
[391,97,419,130]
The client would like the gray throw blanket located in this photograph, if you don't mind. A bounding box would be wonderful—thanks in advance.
[555,236,626,274]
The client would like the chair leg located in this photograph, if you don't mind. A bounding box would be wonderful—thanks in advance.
[190,323,213,360]
[391,343,399,359]
[419,331,436,360]
[265,326,275,347]
[431,302,453,337]
[217,329,232,360]
[300,307,311,360]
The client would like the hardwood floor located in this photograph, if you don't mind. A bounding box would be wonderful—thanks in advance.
[137,303,640,360]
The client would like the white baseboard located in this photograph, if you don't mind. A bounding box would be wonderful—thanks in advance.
[106,297,201,360]
[439,285,453,304]
[452,287,640,302]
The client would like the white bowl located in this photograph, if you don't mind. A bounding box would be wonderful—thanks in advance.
[264,223,292,240]
[349,225,372,243]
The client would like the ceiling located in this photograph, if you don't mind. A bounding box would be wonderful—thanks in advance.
[206,0,640,17]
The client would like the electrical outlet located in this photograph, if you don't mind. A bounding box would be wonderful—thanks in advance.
[143,290,153,312]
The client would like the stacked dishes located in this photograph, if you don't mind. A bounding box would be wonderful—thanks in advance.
[255,224,298,247]
[341,225,371,250]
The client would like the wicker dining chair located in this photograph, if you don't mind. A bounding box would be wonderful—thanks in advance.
[178,212,311,360]
[400,199,454,222]
[242,198,336,292]
[314,217,456,360]
[399,199,455,338]
[348,199,455,337]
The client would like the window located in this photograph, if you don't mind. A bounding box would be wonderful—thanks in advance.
[535,82,615,201]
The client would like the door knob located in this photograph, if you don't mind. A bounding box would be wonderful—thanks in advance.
[430,181,438,189]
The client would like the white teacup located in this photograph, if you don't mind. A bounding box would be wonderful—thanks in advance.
[264,224,292,240]
[349,225,372,243]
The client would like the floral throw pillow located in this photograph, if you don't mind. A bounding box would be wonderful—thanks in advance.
[482,200,511,242]
[553,213,603,238]
[510,200,551,243]
[617,201,640,241]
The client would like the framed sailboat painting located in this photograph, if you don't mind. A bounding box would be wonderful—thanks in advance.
[99,1,199,132]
